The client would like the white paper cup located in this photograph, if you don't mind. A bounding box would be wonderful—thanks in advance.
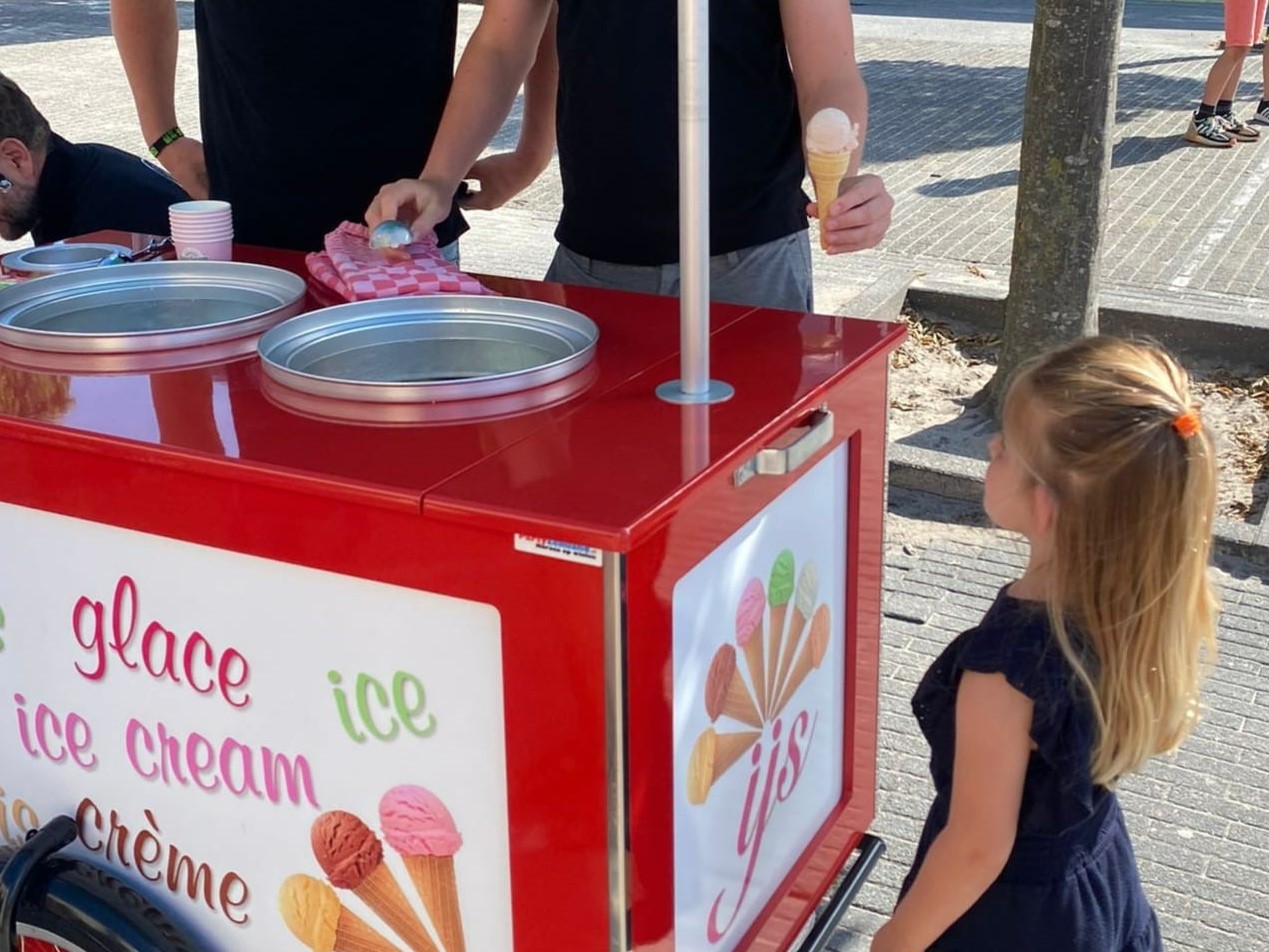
[173,237,234,262]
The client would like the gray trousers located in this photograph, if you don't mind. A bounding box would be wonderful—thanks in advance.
[545,230,814,312]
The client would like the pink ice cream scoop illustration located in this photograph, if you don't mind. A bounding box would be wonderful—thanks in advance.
[380,785,466,952]
[735,577,769,718]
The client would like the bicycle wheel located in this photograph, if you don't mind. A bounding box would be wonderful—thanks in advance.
[1,819,199,952]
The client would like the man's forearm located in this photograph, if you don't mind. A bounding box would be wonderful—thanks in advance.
[421,5,549,188]
[110,0,182,144]
[517,3,558,167]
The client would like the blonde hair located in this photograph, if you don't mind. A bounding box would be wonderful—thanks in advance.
[1002,336,1219,787]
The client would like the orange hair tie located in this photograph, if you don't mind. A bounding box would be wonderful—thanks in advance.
[1172,409,1201,440]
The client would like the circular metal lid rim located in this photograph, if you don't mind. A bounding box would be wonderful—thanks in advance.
[0,262,308,354]
[258,295,600,404]
[1,242,132,276]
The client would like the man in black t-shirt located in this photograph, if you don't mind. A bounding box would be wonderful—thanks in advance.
[367,0,891,312]
[0,71,187,245]
[109,0,558,253]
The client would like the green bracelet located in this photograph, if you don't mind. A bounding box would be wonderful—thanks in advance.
[148,126,184,159]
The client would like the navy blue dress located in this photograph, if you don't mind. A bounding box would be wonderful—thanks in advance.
[900,588,1163,951]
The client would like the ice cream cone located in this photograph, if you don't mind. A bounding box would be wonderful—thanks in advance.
[278,873,400,952]
[805,107,859,252]
[380,786,466,952]
[335,908,405,952]
[764,550,796,705]
[705,644,762,728]
[772,561,820,709]
[311,810,438,952]
[403,854,465,952]
[808,149,851,248]
[735,577,769,717]
[355,864,438,952]
[774,603,831,716]
[686,726,762,805]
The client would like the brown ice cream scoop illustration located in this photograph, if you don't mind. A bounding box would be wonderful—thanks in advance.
[704,644,762,729]
[311,810,438,952]
[278,872,399,952]
[774,603,831,717]
[686,726,761,805]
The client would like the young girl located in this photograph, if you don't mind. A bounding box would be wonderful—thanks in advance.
[872,337,1219,952]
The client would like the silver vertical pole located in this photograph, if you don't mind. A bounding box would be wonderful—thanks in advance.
[657,0,733,405]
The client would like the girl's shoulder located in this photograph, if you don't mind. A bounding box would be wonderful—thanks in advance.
[935,585,1091,723]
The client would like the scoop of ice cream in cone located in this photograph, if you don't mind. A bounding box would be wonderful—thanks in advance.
[279,873,400,952]
[312,811,383,889]
[686,726,762,805]
[705,643,762,728]
[380,786,466,952]
[312,811,439,952]
[805,107,859,250]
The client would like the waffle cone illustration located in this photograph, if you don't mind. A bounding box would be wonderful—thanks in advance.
[381,785,466,952]
[278,873,400,952]
[774,603,831,716]
[735,577,769,717]
[311,810,438,952]
[705,643,762,728]
[805,108,859,251]
[773,561,820,708]
[764,550,796,705]
[687,726,762,805]
[403,854,463,952]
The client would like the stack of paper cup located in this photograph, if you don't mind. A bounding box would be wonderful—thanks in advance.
[169,201,233,261]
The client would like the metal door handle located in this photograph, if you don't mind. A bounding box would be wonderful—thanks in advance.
[733,408,834,486]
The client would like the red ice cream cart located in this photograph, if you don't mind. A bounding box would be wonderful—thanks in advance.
[0,228,902,952]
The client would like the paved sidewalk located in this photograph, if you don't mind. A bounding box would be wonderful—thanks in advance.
[830,500,1269,951]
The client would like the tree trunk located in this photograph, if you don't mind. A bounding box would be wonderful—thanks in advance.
[976,0,1126,411]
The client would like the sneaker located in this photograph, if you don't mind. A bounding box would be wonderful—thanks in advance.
[1251,105,1269,126]
[1185,114,1237,148]
[1218,112,1261,141]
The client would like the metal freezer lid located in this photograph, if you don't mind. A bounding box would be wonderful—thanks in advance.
[0,261,307,354]
[257,295,600,403]
[1,242,131,276]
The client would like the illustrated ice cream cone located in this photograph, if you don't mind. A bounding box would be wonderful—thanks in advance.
[775,603,832,717]
[805,108,859,251]
[686,726,762,805]
[311,810,438,952]
[705,643,762,728]
[278,873,400,952]
[764,550,796,706]
[380,785,466,952]
[772,561,819,709]
[735,577,769,717]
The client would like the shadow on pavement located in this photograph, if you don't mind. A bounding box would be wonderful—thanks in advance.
[0,0,194,45]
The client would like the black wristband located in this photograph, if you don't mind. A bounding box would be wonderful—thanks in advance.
[148,126,184,159]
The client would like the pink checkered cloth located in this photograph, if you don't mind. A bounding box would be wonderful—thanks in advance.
[306,221,494,301]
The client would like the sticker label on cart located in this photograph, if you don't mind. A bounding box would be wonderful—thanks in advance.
[671,445,848,952]
[0,502,514,952]
[514,533,603,567]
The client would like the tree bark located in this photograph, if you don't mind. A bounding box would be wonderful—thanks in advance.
[976,0,1126,411]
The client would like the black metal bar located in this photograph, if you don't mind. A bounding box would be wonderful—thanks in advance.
[794,833,887,952]
[0,816,78,952]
